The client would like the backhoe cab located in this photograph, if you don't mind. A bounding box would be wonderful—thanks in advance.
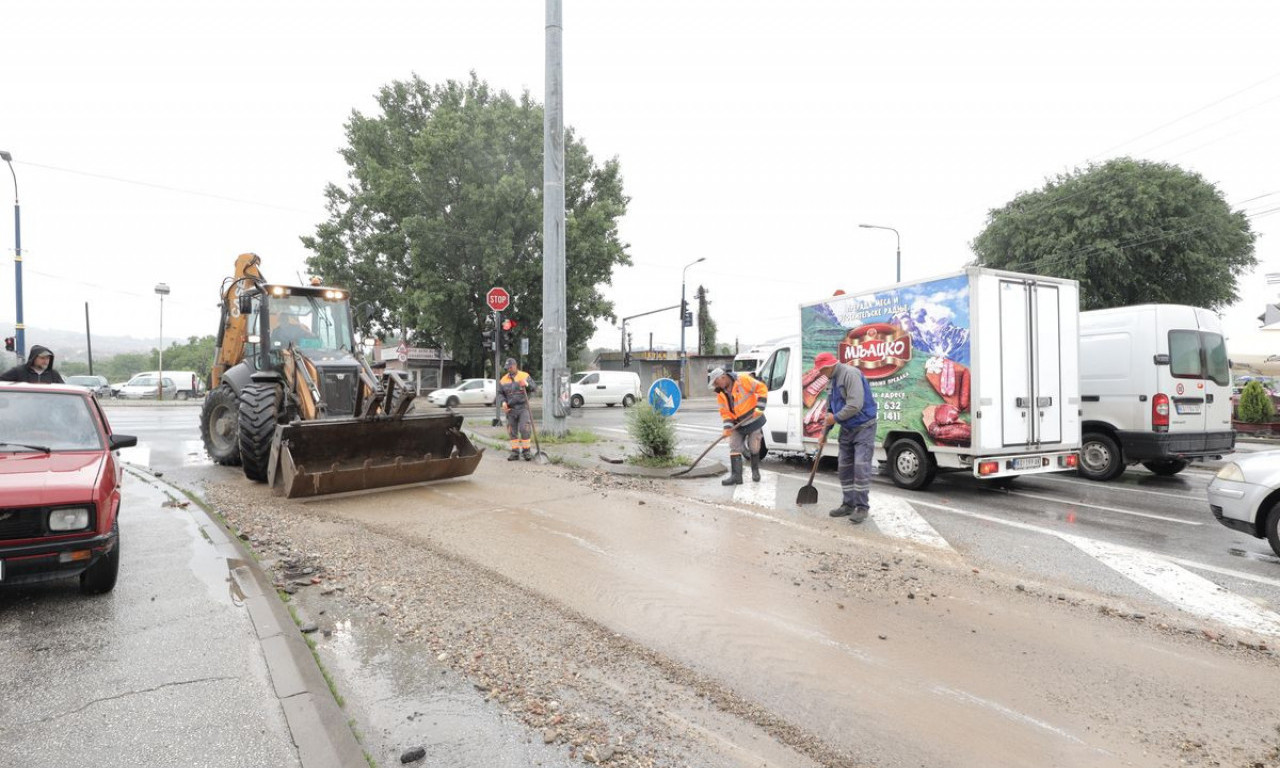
[200,253,481,498]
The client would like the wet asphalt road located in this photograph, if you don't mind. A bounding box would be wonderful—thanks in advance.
[106,402,1280,642]
[0,448,298,768]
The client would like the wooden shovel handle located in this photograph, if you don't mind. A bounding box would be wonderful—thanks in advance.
[805,426,831,485]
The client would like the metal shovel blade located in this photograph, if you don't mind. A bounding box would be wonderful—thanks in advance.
[796,482,819,506]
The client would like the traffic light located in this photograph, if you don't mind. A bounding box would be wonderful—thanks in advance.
[624,350,632,367]
[481,327,495,350]
[3,337,12,352]
[501,318,517,332]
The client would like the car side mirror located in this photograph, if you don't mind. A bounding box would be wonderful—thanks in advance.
[109,434,138,450]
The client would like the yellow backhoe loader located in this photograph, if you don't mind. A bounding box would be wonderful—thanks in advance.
[199,253,482,498]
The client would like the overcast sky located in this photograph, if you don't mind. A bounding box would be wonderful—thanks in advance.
[2,0,1278,361]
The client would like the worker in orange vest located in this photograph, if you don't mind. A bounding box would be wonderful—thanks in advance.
[708,367,768,485]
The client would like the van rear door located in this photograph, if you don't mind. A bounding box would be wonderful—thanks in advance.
[1159,306,1231,434]
[998,278,1065,446]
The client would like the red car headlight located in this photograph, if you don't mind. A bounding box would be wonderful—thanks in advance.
[48,506,92,532]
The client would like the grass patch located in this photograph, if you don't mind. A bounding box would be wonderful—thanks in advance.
[535,429,599,445]
[626,454,692,469]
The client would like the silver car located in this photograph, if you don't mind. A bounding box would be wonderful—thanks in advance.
[1208,449,1280,558]
[115,375,178,400]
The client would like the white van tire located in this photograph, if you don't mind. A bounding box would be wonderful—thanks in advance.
[622,394,636,407]
[1078,432,1124,481]
[1142,459,1189,477]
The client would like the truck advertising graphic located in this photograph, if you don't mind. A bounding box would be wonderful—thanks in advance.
[757,268,1083,489]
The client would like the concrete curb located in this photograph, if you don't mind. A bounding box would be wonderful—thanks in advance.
[134,468,367,768]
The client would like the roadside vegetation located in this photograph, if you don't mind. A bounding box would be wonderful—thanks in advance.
[625,403,687,467]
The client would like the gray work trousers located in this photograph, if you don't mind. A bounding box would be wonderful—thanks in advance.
[837,421,876,509]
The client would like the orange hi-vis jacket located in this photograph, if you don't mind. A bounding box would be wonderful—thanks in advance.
[717,373,767,431]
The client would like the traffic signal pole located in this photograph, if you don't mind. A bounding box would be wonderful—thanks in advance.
[492,310,503,427]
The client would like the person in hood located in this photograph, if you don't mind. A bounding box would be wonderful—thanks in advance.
[0,345,65,384]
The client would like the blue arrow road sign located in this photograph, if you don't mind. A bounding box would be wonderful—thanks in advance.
[648,378,682,416]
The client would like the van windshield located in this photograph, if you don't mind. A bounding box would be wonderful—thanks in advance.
[732,358,759,373]
[1169,330,1230,386]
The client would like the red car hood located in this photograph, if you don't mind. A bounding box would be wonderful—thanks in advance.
[0,452,105,507]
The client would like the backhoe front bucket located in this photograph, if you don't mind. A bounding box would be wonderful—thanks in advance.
[267,413,483,499]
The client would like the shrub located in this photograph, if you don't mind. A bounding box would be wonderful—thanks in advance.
[625,403,678,458]
[1237,380,1276,424]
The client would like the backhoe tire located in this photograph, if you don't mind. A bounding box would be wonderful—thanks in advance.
[238,383,281,483]
[200,386,242,466]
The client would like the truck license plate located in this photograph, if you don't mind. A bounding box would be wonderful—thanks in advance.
[1176,403,1202,414]
[1011,457,1041,470]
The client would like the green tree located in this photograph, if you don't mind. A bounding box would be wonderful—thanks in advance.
[1237,380,1276,424]
[971,158,1256,310]
[695,285,717,356]
[302,73,631,377]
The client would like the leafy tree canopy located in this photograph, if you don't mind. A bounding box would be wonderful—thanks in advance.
[302,73,631,376]
[971,158,1256,310]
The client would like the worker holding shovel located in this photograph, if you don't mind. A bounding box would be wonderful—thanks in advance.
[708,367,768,485]
[813,352,878,523]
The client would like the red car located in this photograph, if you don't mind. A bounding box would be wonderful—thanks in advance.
[0,382,137,594]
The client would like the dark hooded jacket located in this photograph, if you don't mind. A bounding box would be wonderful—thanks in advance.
[0,345,65,384]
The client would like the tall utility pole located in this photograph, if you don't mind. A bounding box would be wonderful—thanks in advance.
[0,151,23,359]
[542,0,567,435]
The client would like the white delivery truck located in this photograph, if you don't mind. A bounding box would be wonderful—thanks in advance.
[757,267,1081,489]
[1077,304,1235,480]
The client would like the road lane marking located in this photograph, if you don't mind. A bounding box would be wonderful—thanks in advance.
[732,472,778,507]
[999,488,1202,526]
[810,479,953,550]
[1030,472,1210,501]
[906,496,1280,636]
[930,686,1091,748]
[1162,555,1280,590]
[1060,533,1280,636]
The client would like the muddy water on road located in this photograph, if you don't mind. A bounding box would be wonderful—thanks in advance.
[297,459,1280,768]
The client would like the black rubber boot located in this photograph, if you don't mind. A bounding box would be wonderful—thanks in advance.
[508,450,521,461]
[749,451,761,482]
[522,448,533,461]
[721,455,743,486]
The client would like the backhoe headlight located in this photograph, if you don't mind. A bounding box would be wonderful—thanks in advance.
[1215,463,1245,482]
[49,506,91,531]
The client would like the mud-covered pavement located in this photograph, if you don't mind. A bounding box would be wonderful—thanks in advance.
[205,430,1280,768]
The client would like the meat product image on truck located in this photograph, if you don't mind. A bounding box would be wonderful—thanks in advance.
[753,267,1082,490]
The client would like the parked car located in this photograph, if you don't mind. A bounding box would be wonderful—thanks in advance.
[0,382,137,593]
[1208,450,1280,558]
[114,374,178,400]
[65,374,112,398]
[426,378,495,408]
[129,370,204,400]
[569,371,642,408]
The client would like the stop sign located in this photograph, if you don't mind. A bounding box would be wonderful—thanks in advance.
[486,287,510,312]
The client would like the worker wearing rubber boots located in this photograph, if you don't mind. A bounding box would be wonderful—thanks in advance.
[497,357,537,461]
[814,352,878,523]
[709,367,768,485]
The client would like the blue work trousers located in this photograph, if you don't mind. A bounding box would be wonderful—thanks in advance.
[837,421,876,510]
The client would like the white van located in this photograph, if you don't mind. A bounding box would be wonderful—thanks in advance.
[132,370,204,400]
[731,346,773,377]
[569,371,642,408]
[1078,304,1234,480]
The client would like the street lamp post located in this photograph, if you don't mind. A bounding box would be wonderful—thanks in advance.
[858,223,901,283]
[0,151,23,359]
[679,257,706,395]
[155,283,170,400]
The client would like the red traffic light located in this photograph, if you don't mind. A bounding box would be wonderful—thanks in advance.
[501,318,517,332]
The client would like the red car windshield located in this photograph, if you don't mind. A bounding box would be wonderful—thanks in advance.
[0,391,103,451]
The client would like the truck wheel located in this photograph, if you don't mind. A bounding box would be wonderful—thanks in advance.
[80,523,120,595]
[888,439,936,490]
[623,394,636,407]
[571,394,584,408]
[238,383,281,482]
[1266,502,1280,559]
[1141,459,1189,477]
[1078,432,1124,481]
[200,386,242,466]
